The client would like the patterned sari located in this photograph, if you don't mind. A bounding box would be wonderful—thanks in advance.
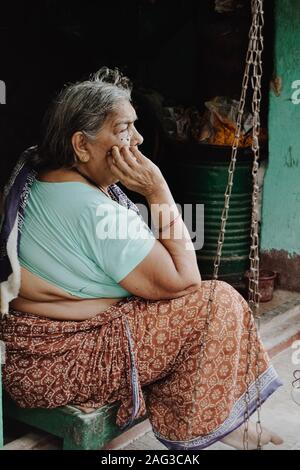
[0,281,281,449]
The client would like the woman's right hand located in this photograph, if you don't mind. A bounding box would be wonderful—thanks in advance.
[107,145,166,197]
[107,145,201,301]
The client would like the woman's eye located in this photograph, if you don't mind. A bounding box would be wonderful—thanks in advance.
[120,128,128,134]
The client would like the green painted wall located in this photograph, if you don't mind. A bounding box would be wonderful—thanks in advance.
[261,0,300,256]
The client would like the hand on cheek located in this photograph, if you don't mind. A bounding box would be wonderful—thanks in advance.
[106,146,122,174]
[106,145,118,163]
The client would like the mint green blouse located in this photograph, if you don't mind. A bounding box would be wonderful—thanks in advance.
[19,180,155,298]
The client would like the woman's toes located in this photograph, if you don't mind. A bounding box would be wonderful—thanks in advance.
[260,427,283,446]
[270,432,284,445]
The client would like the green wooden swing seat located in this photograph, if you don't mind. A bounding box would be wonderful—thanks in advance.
[2,389,141,450]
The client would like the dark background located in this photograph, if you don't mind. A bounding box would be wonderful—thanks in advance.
[0,0,275,189]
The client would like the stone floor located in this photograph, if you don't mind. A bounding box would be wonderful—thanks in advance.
[258,289,300,316]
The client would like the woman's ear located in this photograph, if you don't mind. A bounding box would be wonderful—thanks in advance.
[72,132,90,163]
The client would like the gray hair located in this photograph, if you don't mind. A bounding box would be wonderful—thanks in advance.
[32,67,132,170]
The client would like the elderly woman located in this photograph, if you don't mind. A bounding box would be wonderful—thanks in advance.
[0,68,282,450]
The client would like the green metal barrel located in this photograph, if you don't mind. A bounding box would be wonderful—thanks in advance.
[165,141,253,282]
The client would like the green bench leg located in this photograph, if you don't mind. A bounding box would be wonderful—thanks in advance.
[3,393,144,450]
[62,410,121,450]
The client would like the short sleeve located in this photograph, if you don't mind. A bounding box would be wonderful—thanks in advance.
[78,199,156,283]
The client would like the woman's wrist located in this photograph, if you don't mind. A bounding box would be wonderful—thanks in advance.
[153,212,182,237]
[144,180,171,202]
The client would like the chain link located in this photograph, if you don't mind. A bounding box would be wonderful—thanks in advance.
[186,0,265,450]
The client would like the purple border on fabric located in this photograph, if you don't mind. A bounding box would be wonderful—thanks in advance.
[120,318,141,430]
[154,367,282,450]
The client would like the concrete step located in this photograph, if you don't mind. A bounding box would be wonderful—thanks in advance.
[259,290,300,357]
[3,432,58,450]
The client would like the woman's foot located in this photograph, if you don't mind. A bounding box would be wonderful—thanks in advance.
[221,421,284,449]
[74,405,97,414]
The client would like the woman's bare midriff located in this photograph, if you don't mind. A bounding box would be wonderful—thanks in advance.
[10,267,125,321]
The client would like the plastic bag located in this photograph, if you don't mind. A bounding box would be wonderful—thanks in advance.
[195,96,255,147]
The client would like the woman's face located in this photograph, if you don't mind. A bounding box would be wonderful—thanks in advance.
[80,100,143,187]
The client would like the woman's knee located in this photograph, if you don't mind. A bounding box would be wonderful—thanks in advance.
[204,280,248,317]
[195,279,237,296]
[214,280,243,300]
[175,280,247,314]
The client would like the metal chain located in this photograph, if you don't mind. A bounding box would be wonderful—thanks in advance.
[186,0,265,450]
[248,0,265,450]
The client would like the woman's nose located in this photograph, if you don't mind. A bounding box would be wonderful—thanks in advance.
[130,127,144,146]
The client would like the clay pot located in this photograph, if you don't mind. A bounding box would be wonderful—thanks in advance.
[244,270,278,302]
